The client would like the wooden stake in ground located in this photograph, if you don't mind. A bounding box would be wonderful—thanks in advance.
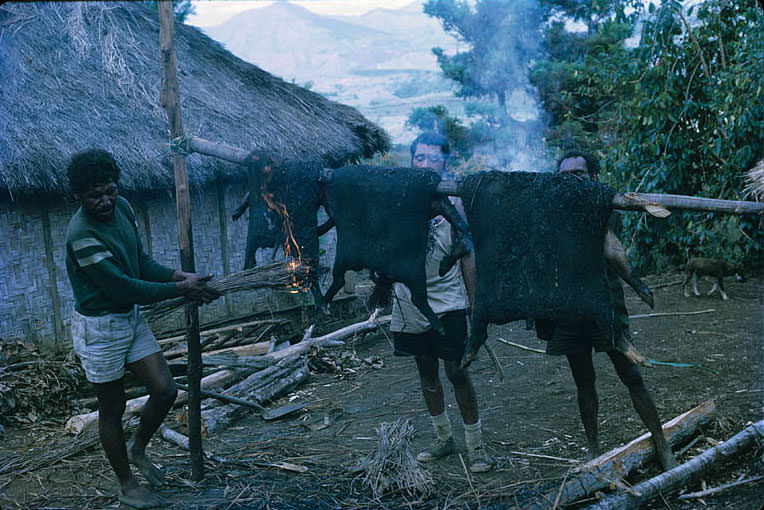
[584,419,764,510]
[158,1,203,479]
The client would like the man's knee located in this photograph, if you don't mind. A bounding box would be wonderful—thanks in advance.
[153,383,178,407]
[610,352,646,389]
[444,361,470,387]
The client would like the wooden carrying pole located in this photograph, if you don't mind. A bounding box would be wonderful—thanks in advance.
[158,2,204,480]
[185,136,763,216]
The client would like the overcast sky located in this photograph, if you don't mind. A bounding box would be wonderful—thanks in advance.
[188,0,419,27]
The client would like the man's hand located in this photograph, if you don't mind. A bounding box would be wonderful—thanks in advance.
[173,271,221,304]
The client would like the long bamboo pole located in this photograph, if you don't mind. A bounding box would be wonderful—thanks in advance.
[158,2,204,480]
[185,136,763,216]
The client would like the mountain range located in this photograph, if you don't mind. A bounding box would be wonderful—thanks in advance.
[202,2,464,143]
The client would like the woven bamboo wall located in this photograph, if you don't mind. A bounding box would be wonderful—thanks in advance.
[0,179,334,349]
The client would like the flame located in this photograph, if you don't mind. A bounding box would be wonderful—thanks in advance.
[262,191,309,293]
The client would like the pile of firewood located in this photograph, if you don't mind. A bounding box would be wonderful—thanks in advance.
[64,311,391,440]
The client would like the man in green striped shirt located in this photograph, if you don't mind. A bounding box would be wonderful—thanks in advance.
[65,149,219,508]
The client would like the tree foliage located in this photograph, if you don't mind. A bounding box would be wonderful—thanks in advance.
[417,0,548,168]
[144,0,195,23]
[530,0,763,270]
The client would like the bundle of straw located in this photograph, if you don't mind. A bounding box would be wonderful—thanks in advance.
[357,418,434,499]
[744,159,764,201]
[143,261,310,321]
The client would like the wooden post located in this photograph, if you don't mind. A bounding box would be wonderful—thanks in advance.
[158,1,204,480]
[40,200,64,351]
[215,178,234,316]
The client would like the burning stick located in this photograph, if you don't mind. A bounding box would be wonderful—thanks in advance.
[142,261,312,320]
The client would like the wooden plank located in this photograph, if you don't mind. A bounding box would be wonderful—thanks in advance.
[529,400,717,509]
[158,1,204,480]
[215,178,234,316]
[39,201,64,350]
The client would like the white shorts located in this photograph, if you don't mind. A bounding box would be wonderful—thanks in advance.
[71,307,161,384]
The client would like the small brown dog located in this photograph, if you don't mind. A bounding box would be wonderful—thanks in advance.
[682,257,745,300]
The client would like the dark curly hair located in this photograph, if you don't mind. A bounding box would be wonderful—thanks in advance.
[66,149,121,195]
[556,149,600,177]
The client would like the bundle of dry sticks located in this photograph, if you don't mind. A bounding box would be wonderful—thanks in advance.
[143,261,311,320]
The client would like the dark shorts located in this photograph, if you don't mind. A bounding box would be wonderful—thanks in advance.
[545,316,616,356]
[393,310,467,362]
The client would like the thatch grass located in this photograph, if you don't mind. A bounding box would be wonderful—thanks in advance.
[744,159,763,201]
[0,2,390,200]
[357,418,434,499]
[142,261,310,321]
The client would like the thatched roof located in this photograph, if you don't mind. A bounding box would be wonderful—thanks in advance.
[0,2,390,199]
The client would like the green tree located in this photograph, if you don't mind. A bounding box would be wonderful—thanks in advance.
[531,0,763,270]
[144,0,196,23]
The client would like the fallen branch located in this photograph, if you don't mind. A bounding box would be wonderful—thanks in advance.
[496,337,545,354]
[529,400,717,509]
[264,311,391,363]
[629,309,715,319]
[585,419,764,510]
[677,474,764,500]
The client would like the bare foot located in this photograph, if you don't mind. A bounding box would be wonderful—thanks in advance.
[118,479,167,508]
[127,438,165,488]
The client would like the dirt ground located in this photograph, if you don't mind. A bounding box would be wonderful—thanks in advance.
[1,271,762,510]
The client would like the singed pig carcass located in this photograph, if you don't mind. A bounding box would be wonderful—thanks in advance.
[321,165,473,335]
[234,153,327,310]
[459,170,653,367]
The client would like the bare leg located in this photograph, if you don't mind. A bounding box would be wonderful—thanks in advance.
[566,352,601,458]
[126,352,178,487]
[444,360,478,425]
[415,355,445,416]
[608,351,678,470]
[692,273,701,296]
[95,379,165,508]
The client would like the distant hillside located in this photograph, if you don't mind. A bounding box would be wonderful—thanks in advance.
[203,2,463,143]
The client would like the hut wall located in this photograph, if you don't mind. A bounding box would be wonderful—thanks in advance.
[0,179,328,349]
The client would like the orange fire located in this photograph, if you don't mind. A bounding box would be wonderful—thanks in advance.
[262,191,309,294]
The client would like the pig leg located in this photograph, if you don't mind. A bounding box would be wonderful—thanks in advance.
[368,274,393,309]
[406,277,445,336]
[322,263,346,305]
[691,273,701,296]
[461,313,487,368]
[432,197,474,276]
[604,230,654,309]
[316,218,335,237]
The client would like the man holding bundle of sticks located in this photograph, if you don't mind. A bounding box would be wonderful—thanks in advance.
[64,149,219,508]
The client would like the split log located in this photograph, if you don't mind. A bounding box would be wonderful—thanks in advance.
[529,400,716,509]
[264,311,391,363]
[64,369,242,435]
[585,419,764,510]
[201,358,310,434]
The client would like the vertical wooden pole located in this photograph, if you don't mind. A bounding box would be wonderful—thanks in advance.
[215,178,234,316]
[137,198,153,257]
[40,200,64,351]
[158,1,204,480]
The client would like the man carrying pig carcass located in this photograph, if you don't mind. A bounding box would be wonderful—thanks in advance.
[544,150,677,470]
[390,132,493,473]
[64,149,220,508]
